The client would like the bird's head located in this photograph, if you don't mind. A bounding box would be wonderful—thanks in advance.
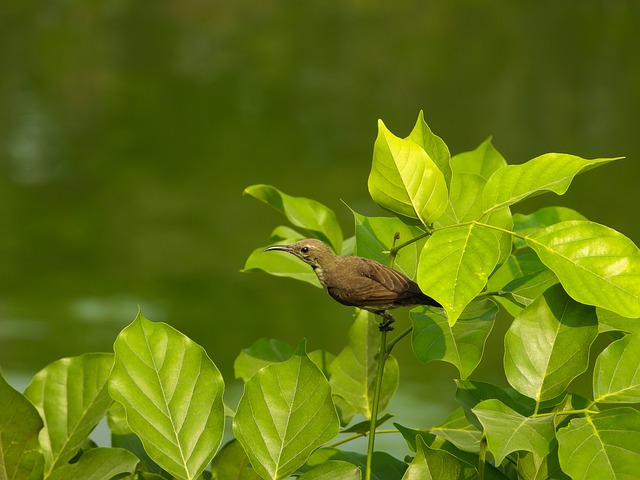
[262,238,335,267]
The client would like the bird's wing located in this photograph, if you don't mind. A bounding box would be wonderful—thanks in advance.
[347,258,419,305]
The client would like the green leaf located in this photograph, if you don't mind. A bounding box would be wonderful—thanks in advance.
[242,242,322,288]
[308,349,335,378]
[232,341,340,480]
[513,206,588,239]
[298,460,361,480]
[418,223,502,325]
[482,153,622,212]
[472,399,556,465]
[0,371,44,480]
[411,300,497,379]
[517,449,569,480]
[210,439,262,480]
[233,338,295,382]
[406,110,452,187]
[368,119,448,225]
[305,448,407,480]
[504,284,598,401]
[593,332,640,403]
[329,310,399,418]
[244,184,343,252]
[394,423,506,479]
[47,447,139,480]
[440,137,506,225]
[401,436,467,480]
[557,407,640,480]
[23,352,113,475]
[597,307,640,334]
[109,312,225,480]
[488,249,558,310]
[430,407,483,453]
[352,209,427,279]
[525,220,640,318]
[455,380,530,418]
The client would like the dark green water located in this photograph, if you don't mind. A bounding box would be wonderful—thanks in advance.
[2,1,639,421]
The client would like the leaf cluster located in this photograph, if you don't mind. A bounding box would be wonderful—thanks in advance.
[1,112,639,479]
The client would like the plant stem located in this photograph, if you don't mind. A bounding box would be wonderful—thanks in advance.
[389,230,432,257]
[365,328,389,480]
[478,434,487,480]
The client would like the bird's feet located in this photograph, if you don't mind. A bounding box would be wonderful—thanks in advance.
[377,311,396,331]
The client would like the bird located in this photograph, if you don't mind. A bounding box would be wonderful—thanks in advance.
[263,238,441,331]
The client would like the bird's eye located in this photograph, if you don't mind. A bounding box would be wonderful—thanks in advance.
[301,246,309,254]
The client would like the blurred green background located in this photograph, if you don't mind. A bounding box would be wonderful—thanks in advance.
[1,1,638,427]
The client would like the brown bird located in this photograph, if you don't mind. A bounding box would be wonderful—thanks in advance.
[263,238,440,331]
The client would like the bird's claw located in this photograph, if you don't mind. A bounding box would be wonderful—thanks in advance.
[378,319,395,331]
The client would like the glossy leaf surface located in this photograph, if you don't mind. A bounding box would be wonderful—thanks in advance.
[557,407,640,480]
[473,399,555,464]
[526,220,640,318]
[483,153,621,213]
[109,312,225,480]
[411,300,497,378]
[47,447,138,480]
[233,341,339,480]
[593,332,640,403]
[368,119,448,225]
[24,353,113,475]
[504,285,598,401]
[329,310,399,418]
[244,184,343,252]
[0,372,44,480]
[440,137,506,225]
[418,223,501,325]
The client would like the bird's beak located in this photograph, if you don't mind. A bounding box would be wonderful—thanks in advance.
[262,244,293,253]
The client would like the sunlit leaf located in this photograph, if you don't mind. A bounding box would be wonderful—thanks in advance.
[430,407,483,453]
[593,332,640,404]
[406,110,452,187]
[418,223,501,325]
[242,241,322,288]
[233,338,295,382]
[440,138,506,225]
[233,341,340,480]
[525,220,640,318]
[504,284,598,401]
[395,423,505,479]
[352,209,427,279]
[23,353,113,475]
[411,300,497,378]
[308,349,335,378]
[483,153,622,213]
[305,448,407,480]
[401,436,467,480]
[512,206,588,249]
[210,439,262,480]
[596,307,640,334]
[368,119,448,225]
[47,447,138,480]
[244,184,343,252]
[0,371,44,480]
[109,312,225,480]
[329,310,399,418]
[488,249,558,309]
[473,399,555,464]
[298,460,361,480]
[557,407,640,480]
[455,380,532,432]
[517,450,569,480]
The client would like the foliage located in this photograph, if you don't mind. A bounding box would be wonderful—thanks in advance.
[1,112,639,479]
